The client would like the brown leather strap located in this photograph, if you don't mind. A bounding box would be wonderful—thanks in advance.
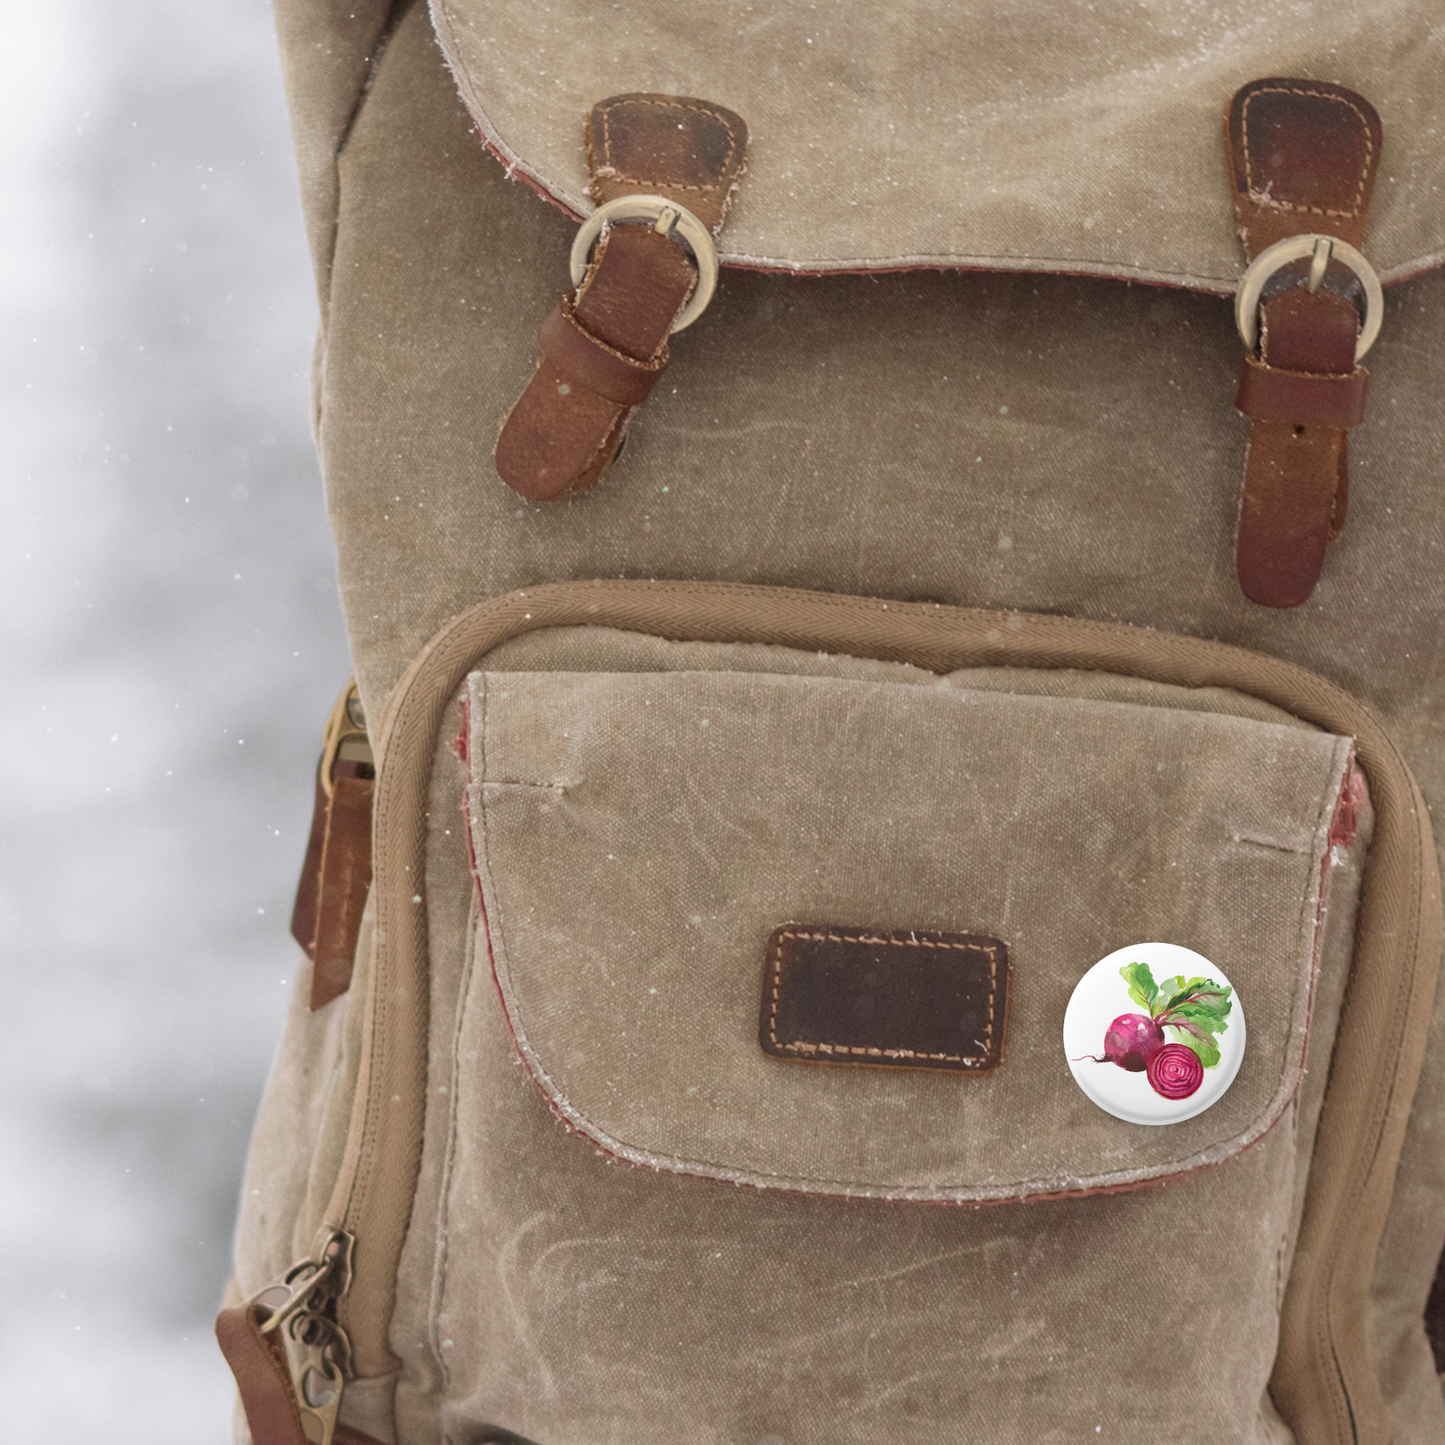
[215,1305,307,1445]
[1235,354,1369,430]
[292,761,374,1011]
[289,775,328,964]
[1225,79,1381,608]
[310,762,374,1008]
[495,94,747,500]
[538,296,670,407]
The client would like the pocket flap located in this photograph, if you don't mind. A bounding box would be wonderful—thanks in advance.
[466,666,1355,1200]
[430,1,1445,289]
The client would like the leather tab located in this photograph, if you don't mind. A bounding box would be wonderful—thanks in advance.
[1227,79,1380,256]
[309,762,374,1009]
[1224,78,1381,608]
[292,714,374,1011]
[1235,356,1368,429]
[1236,425,1344,608]
[215,1305,307,1445]
[760,925,1009,1074]
[538,298,669,407]
[587,94,747,229]
[289,775,328,966]
[495,94,747,500]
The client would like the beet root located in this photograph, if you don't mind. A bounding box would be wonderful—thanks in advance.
[1078,1013,1165,1073]
[1147,1043,1204,1099]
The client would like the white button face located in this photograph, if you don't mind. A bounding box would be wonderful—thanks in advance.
[1062,942,1246,1126]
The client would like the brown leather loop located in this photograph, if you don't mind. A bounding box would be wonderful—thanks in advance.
[292,754,374,1011]
[495,94,747,501]
[309,763,374,1009]
[1236,356,1369,429]
[215,1305,308,1445]
[1225,78,1381,608]
[538,297,670,407]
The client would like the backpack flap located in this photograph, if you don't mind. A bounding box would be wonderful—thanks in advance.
[429,0,1445,289]
[466,659,1361,1200]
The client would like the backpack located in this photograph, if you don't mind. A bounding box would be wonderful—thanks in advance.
[218,3,1445,1441]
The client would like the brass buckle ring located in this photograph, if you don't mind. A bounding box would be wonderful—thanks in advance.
[318,679,369,798]
[1234,233,1383,362]
[569,194,719,334]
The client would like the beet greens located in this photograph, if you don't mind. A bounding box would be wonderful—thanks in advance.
[1121,961,1232,1071]
[1077,961,1233,1100]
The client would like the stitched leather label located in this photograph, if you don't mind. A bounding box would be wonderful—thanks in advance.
[760,925,1009,1073]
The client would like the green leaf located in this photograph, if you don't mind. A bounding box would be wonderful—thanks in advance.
[1167,1024,1221,1070]
[1120,962,1158,1013]
[1156,975,1230,1016]
[1154,975,1189,1013]
[1171,999,1231,1034]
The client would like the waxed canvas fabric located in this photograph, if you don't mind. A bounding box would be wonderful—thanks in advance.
[242,1,1445,1441]
[428,0,1445,287]
[469,666,1351,1195]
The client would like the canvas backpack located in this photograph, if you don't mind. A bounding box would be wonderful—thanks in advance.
[217,3,1445,1442]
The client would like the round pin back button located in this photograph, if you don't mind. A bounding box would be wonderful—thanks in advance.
[1063,942,1245,1126]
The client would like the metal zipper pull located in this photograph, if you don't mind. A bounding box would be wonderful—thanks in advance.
[249,1225,355,1445]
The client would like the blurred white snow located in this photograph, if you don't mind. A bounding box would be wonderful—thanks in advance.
[0,2,349,1439]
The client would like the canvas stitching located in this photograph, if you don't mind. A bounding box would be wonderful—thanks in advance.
[1241,85,1372,220]
[766,926,1000,1063]
[597,96,743,200]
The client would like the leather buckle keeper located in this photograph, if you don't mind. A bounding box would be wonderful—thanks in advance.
[494,94,747,501]
[290,681,374,1010]
[1225,78,1383,608]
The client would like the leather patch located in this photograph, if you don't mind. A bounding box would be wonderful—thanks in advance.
[760,925,1008,1073]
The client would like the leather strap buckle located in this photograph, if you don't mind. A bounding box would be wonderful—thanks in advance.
[1222,78,1383,609]
[494,94,747,500]
[1235,233,1383,360]
[570,194,718,333]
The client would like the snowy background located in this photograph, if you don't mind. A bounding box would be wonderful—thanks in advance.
[0,2,349,1439]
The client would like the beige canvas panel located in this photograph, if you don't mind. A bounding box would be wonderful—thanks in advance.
[430,0,1445,288]
[469,665,1352,1197]
[246,6,1445,1442]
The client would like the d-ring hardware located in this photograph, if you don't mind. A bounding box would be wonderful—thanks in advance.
[569,194,719,334]
[1234,233,1383,361]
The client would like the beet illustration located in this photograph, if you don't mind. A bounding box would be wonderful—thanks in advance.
[1077,1013,1164,1072]
[1076,960,1233,1101]
[1147,1044,1204,1099]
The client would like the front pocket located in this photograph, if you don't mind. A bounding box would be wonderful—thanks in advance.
[467,661,1356,1203]
[332,580,1437,1445]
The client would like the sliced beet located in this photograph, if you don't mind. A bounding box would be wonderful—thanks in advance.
[1147,1043,1204,1099]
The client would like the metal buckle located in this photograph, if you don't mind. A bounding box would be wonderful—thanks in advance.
[569,194,719,334]
[1234,233,1383,362]
[318,678,370,799]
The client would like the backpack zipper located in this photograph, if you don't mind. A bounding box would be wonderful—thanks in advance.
[243,1224,354,1445]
